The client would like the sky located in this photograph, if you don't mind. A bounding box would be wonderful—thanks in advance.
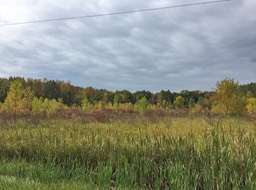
[0,0,255,92]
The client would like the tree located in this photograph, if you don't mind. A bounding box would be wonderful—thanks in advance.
[97,100,105,110]
[247,98,256,114]
[43,80,61,100]
[238,82,256,97]
[60,81,75,105]
[73,87,84,106]
[246,91,254,99]
[84,87,96,103]
[180,90,190,107]
[113,94,120,107]
[116,90,134,103]
[2,81,33,119]
[134,96,149,114]
[173,96,184,109]
[32,97,44,115]
[102,91,113,104]
[156,92,163,108]
[211,79,246,115]
[188,98,195,109]
[82,98,91,111]
[156,90,172,108]
[32,97,66,115]
[32,79,44,98]
[0,78,10,102]
[134,91,152,103]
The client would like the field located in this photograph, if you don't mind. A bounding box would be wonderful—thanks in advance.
[0,111,256,189]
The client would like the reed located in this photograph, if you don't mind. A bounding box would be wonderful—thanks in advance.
[0,116,255,189]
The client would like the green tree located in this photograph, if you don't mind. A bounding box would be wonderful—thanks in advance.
[60,81,75,106]
[134,96,149,114]
[0,78,10,102]
[97,100,105,110]
[113,94,120,107]
[197,97,204,105]
[82,98,91,111]
[188,98,195,109]
[32,97,44,115]
[134,91,152,103]
[173,96,184,109]
[43,80,61,100]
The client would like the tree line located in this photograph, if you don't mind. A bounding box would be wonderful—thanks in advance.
[0,76,256,115]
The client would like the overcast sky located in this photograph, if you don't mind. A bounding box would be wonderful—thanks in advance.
[0,0,255,92]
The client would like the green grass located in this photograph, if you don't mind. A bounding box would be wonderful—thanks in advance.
[0,115,255,189]
[0,159,98,190]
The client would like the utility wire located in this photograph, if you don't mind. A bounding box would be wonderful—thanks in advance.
[0,0,230,27]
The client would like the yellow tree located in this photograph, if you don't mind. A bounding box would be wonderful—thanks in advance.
[211,79,246,115]
[2,81,33,119]
[247,98,256,114]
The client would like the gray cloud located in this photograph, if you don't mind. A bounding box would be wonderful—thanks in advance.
[0,0,255,92]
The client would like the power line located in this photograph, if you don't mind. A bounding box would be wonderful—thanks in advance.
[0,0,230,27]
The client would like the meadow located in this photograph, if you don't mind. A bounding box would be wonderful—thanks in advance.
[0,111,256,189]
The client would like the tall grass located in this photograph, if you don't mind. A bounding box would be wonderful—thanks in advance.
[0,116,255,189]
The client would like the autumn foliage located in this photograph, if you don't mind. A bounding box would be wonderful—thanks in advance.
[0,77,255,117]
[211,79,247,115]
